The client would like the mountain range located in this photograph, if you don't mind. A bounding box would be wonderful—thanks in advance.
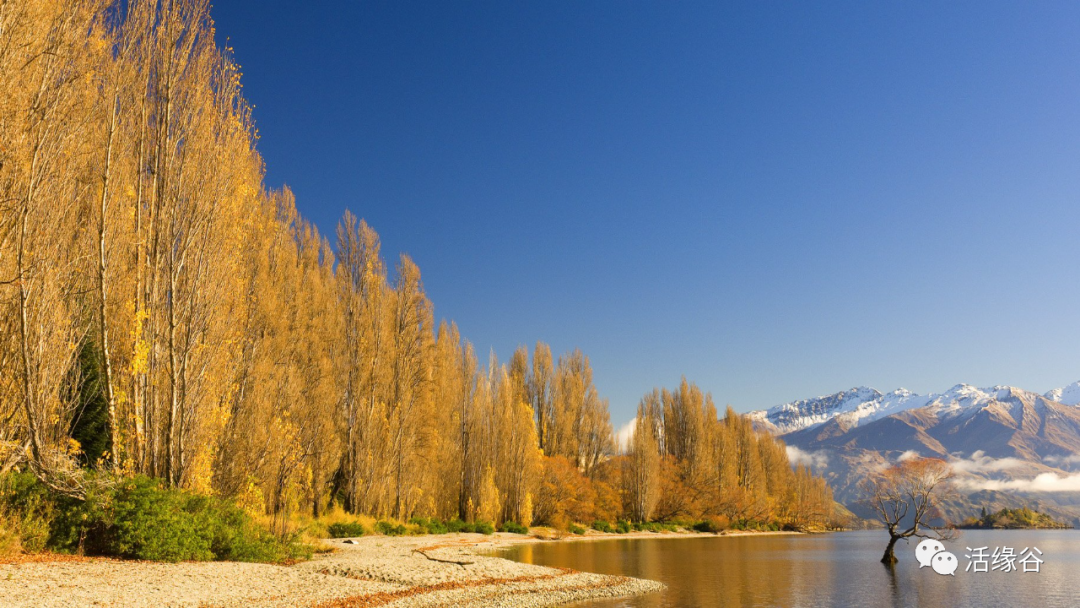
[749,381,1080,526]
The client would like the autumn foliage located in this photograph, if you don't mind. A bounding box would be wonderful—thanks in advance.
[619,380,834,529]
[0,0,833,535]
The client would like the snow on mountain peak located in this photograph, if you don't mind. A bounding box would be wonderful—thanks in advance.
[1047,381,1080,406]
[752,381,1071,435]
[750,386,882,434]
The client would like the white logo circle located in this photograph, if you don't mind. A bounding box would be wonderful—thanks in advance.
[932,550,958,576]
[915,539,945,568]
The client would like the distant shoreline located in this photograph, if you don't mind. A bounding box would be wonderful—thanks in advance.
[496,527,805,545]
[955,525,1073,530]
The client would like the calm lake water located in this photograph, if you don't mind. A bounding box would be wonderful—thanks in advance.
[501,530,1080,607]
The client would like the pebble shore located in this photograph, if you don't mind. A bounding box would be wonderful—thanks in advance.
[0,531,679,607]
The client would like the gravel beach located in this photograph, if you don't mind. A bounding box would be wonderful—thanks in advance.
[0,531,683,607]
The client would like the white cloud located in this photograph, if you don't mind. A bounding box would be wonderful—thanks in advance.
[1044,454,1080,467]
[943,451,1080,492]
[786,445,828,469]
[955,472,1080,493]
[897,450,921,462]
[949,450,1025,474]
[614,417,636,452]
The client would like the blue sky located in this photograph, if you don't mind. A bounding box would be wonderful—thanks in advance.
[211,1,1080,426]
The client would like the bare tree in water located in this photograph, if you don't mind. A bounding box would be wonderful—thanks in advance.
[862,457,956,565]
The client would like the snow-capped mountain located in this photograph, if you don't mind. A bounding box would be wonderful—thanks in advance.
[759,380,1080,526]
[1046,381,1080,406]
[747,386,882,434]
[751,381,1080,435]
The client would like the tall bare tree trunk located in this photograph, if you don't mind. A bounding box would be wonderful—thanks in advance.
[459,375,469,520]
[16,203,44,465]
[167,267,179,485]
[97,98,119,468]
[131,50,150,472]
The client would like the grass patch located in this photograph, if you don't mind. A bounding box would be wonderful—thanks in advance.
[497,521,528,534]
[409,517,448,534]
[591,520,613,533]
[374,520,407,536]
[633,521,678,533]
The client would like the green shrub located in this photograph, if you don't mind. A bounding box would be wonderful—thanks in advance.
[375,520,406,536]
[616,519,631,534]
[568,523,586,535]
[498,521,528,534]
[591,520,613,533]
[0,473,306,563]
[327,521,367,538]
[409,517,448,535]
[0,472,55,552]
[693,515,729,534]
[631,521,678,533]
[192,496,308,563]
[99,476,213,561]
[443,518,494,534]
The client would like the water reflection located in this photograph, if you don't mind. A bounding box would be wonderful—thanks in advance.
[500,530,1079,607]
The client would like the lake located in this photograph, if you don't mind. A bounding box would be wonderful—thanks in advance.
[500,530,1080,607]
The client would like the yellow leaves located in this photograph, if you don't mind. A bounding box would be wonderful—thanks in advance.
[131,337,149,375]
[90,33,107,54]
[520,492,534,527]
[477,466,502,523]
[235,478,267,516]
[187,446,216,496]
[118,457,137,477]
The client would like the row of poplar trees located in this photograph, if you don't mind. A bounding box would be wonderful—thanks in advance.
[0,0,833,529]
[625,380,834,529]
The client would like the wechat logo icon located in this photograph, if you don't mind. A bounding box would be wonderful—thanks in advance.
[916,539,957,575]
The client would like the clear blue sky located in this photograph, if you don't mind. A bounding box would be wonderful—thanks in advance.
[211,1,1080,427]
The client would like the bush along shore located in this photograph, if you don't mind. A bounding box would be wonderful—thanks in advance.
[1,467,805,565]
[0,472,308,563]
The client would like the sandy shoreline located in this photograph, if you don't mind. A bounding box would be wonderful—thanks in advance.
[0,529,796,607]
